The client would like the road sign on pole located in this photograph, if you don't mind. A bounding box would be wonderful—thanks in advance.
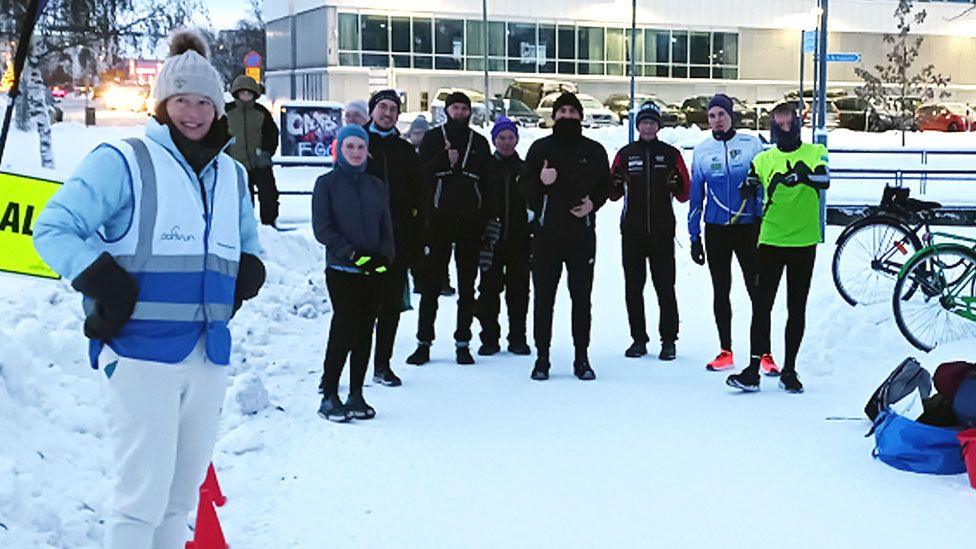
[825,52,861,63]
[244,51,263,68]
[802,31,817,54]
[245,67,261,82]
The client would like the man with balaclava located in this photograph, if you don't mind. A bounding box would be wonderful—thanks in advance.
[727,102,829,394]
[520,92,612,381]
[407,92,495,366]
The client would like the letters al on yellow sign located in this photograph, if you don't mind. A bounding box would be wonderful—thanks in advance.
[0,171,61,279]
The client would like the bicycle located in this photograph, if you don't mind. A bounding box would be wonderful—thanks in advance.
[832,185,943,306]
[892,232,976,351]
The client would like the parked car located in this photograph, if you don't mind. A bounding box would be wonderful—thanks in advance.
[680,95,758,130]
[834,96,889,131]
[485,97,541,127]
[916,102,974,132]
[50,85,67,99]
[536,92,617,128]
[504,78,577,110]
[429,87,487,126]
[603,93,686,127]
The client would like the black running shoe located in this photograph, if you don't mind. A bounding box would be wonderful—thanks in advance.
[345,392,376,420]
[478,342,501,356]
[406,343,430,365]
[317,395,350,423]
[508,341,532,355]
[625,341,647,358]
[779,370,804,394]
[574,357,596,381]
[373,367,402,387]
[531,356,550,381]
[440,284,456,297]
[658,340,676,361]
[726,368,761,392]
[456,345,475,365]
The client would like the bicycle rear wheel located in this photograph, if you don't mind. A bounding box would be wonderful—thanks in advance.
[833,218,921,306]
[892,246,976,351]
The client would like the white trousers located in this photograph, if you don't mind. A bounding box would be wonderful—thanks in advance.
[100,340,229,549]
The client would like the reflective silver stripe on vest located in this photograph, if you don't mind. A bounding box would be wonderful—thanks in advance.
[130,302,234,322]
[114,254,239,276]
[123,138,159,269]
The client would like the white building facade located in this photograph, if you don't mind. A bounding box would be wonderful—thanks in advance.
[264,0,976,109]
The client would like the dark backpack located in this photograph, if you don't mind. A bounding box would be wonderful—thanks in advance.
[865,357,932,423]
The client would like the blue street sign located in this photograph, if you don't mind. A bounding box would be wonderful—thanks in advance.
[825,52,861,63]
[802,31,816,54]
[243,51,263,68]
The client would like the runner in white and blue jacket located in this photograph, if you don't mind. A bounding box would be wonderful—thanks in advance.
[32,30,264,549]
[687,94,765,372]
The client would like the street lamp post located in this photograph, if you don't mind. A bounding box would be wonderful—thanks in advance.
[628,0,637,143]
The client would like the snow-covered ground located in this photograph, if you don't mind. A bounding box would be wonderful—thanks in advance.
[2,121,976,548]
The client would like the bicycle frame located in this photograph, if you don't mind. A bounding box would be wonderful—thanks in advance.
[898,238,976,322]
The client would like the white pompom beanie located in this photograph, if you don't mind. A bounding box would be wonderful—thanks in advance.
[153,29,226,118]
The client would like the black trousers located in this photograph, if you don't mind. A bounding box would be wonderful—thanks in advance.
[532,232,595,352]
[373,260,409,372]
[320,269,383,397]
[477,237,531,346]
[704,223,760,350]
[622,233,679,344]
[248,167,279,226]
[417,235,479,343]
[749,244,817,373]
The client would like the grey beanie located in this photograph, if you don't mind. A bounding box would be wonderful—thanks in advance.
[409,114,431,133]
[345,100,369,120]
[153,29,226,118]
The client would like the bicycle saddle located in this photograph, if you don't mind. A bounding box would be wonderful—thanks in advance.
[906,198,942,213]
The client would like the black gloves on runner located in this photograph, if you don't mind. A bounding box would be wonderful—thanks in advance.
[351,251,389,275]
[479,219,502,272]
[71,252,139,341]
[233,253,266,316]
[690,240,706,266]
[739,175,761,200]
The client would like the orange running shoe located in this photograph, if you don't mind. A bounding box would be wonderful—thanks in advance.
[706,350,735,371]
[760,354,781,377]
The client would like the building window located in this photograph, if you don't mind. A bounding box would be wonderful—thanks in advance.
[334,12,738,80]
[434,18,463,69]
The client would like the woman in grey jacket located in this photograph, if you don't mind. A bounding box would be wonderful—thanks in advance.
[312,125,395,421]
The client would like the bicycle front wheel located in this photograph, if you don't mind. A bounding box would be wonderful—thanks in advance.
[833,218,920,306]
[892,246,976,351]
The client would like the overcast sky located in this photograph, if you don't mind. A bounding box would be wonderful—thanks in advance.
[203,0,253,30]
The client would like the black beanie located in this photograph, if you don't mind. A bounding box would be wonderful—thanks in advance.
[368,89,401,115]
[707,93,734,117]
[635,100,662,126]
[445,91,472,110]
[552,92,584,118]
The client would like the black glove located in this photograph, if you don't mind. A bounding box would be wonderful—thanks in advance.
[479,243,495,273]
[352,251,389,275]
[233,253,266,316]
[254,149,274,169]
[482,219,502,247]
[667,170,683,193]
[690,240,705,266]
[739,175,761,200]
[71,252,139,341]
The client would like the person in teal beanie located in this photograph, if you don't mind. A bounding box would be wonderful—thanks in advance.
[312,124,395,422]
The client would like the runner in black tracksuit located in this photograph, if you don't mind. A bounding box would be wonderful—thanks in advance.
[362,89,422,387]
[520,93,612,381]
[610,101,690,361]
[407,92,494,366]
[476,116,532,357]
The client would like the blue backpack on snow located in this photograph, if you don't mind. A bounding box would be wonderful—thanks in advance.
[871,411,966,475]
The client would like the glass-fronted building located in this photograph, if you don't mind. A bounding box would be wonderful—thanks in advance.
[265,0,976,110]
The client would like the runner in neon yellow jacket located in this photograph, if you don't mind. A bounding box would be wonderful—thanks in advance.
[727,102,829,394]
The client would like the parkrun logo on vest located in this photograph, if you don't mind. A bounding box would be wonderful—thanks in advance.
[160,225,196,243]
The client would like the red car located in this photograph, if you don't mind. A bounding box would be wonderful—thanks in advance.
[916,102,974,132]
[50,85,67,99]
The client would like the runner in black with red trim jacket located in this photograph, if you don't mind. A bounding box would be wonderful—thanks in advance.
[610,101,691,361]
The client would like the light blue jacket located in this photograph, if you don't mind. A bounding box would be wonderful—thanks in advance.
[687,133,765,243]
[34,117,262,281]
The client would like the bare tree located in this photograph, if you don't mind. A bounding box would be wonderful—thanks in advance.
[854,0,950,138]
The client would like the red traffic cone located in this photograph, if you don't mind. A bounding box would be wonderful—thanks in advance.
[200,463,226,507]
[185,498,228,549]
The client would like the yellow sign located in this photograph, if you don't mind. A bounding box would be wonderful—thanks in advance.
[0,171,61,279]
[245,67,261,83]
[0,63,13,93]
